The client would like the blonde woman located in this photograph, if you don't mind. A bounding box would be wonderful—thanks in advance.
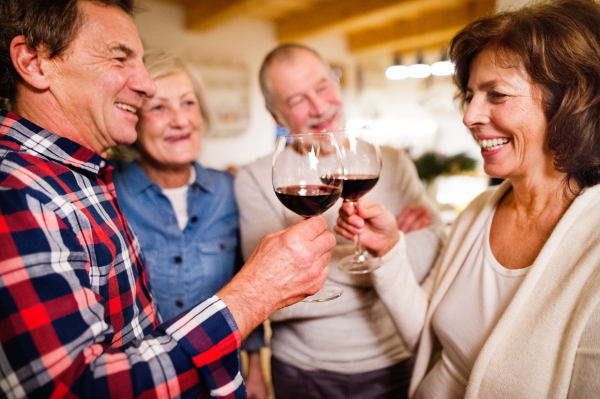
[112,49,267,398]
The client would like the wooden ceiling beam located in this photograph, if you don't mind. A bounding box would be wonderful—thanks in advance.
[347,0,495,54]
[276,0,463,42]
[183,0,255,31]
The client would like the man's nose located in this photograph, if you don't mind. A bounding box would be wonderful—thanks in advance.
[309,93,329,116]
[132,61,156,98]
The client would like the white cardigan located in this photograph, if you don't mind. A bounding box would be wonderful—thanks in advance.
[375,180,600,398]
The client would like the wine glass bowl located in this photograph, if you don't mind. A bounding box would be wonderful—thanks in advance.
[272,133,344,302]
[334,126,383,274]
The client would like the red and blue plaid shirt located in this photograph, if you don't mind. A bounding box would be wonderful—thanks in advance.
[0,111,245,398]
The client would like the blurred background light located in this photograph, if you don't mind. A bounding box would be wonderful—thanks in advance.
[386,65,409,80]
[408,63,431,78]
[431,61,455,76]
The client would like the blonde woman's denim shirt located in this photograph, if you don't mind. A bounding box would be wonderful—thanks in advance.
[112,161,264,350]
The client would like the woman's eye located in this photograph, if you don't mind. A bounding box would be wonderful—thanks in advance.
[151,105,164,112]
[489,91,507,101]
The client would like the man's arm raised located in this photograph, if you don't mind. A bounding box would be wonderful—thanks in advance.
[218,216,336,339]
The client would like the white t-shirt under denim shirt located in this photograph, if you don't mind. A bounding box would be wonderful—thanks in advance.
[161,166,195,230]
[416,207,530,398]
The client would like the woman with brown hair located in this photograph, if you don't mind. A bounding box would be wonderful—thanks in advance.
[335,0,600,397]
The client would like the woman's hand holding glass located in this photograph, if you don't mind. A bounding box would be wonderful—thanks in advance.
[335,197,400,260]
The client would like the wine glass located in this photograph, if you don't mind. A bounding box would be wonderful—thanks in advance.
[333,126,382,274]
[273,133,344,302]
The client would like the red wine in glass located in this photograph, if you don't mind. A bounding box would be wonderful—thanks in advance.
[275,185,342,218]
[272,133,344,302]
[322,174,379,202]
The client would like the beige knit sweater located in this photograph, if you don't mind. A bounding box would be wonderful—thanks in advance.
[375,180,600,398]
[234,146,445,373]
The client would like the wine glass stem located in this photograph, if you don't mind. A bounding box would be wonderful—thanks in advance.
[347,200,364,259]
[355,233,363,256]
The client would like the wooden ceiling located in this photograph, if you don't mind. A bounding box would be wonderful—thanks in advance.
[148,0,496,54]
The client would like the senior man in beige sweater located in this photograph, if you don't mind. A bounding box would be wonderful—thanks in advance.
[234,43,445,399]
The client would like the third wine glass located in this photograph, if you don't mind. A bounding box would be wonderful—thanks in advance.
[333,126,382,274]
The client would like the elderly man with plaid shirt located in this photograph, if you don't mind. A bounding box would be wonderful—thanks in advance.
[0,1,336,398]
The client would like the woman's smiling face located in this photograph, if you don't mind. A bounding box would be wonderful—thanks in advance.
[136,71,202,168]
[463,47,551,180]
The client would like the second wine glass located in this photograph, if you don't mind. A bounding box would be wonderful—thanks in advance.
[333,126,383,274]
[272,133,344,302]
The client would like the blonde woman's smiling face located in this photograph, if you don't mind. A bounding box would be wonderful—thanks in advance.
[136,71,203,168]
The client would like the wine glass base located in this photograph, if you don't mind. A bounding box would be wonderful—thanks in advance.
[302,283,343,302]
[338,253,381,274]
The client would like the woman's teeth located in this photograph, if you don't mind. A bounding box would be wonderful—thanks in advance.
[115,103,136,113]
[478,138,509,151]
[166,134,190,142]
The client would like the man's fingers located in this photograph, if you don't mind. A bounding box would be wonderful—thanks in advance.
[288,216,328,241]
[397,205,431,232]
[397,208,420,232]
[310,230,337,257]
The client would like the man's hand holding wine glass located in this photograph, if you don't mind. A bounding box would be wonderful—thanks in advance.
[218,217,335,339]
[335,197,400,259]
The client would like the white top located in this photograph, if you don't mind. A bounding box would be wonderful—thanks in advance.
[370,181,600,398]
[161,166,195,230]
[416,208,529,398]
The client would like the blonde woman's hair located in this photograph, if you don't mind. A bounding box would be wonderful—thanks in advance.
[142,48,212,132]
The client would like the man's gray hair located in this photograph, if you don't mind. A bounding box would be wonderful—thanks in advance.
[259,43,330,114]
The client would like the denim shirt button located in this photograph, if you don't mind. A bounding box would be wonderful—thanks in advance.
[175,300,184,308]
[191,216,198,223]
[220,243,225,250]
[174,256,182,264]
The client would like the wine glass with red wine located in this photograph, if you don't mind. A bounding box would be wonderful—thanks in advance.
[273,133,344,302]
[330,126,382,274]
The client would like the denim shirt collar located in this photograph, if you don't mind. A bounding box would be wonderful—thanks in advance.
[120,161,216,197]
[0,110,107,174]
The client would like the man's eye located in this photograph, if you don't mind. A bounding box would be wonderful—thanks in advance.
[290,98,305,107]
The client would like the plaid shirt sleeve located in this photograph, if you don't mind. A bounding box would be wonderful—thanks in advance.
[0,185,246,398]
[0,139,246,397]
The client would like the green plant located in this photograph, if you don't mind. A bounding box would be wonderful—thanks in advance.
[413,151,477,185]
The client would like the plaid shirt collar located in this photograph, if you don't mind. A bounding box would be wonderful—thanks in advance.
[0,110,107,174]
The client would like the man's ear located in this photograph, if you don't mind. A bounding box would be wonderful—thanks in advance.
[10,35,50,91]
[269,109,286,129]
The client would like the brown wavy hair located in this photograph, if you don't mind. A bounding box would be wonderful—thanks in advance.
[0,0,135,105]
[450,0,600,191]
